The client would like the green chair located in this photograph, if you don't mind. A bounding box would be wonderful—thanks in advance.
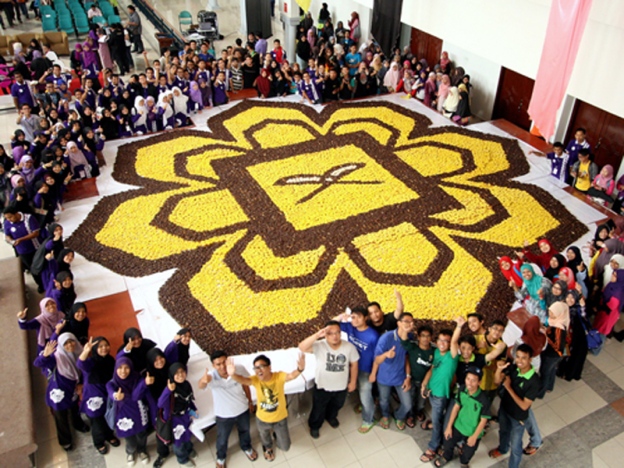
[178,10,192,32]
[107,14,120,25]
[92,15,107,26]
[42,18,58,32]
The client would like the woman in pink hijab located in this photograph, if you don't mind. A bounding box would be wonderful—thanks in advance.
[587,164,615,205]
[436,74,451,112]
[439,51,451,74]
[383,62,401,93]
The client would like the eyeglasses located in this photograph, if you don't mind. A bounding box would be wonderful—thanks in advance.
[253,364,268,370]
[401,320,414,326]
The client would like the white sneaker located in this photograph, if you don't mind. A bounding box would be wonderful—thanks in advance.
[126,453,136,466]
[139,452,150,464]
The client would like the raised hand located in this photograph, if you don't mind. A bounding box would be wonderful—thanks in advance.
[296,352,305,372]
[455,316,466,328]
[83,336,95,353]
[124,338,134,353]
[54,319,66,335]
[317,327,327,339]
[226,357,236,377]
[16,307,27,320]
[145,372,154,386]
[167,379,176,392]
[115,387,125,401]
[43,340,57,357]
[386,345,396,359]
[496,361,510,371]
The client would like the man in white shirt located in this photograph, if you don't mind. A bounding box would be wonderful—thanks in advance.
[299,320,359,438]
[198,350,258,468]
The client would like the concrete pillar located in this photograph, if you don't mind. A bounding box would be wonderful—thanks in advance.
[280,0,300,64]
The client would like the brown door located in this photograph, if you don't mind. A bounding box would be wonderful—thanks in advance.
[409,28,442,70]
[565,100,624,170]
[492,68,535,131]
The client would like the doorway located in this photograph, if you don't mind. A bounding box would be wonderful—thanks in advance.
[492,67,535,131]
[409,28,442,70]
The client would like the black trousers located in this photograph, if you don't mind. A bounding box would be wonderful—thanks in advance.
[17,250,44,290]
[587,187,613,203]
[131,33,144,53]
[441,426,481,465]
[52,403,85,447]
[90,415,115,449]
[125,429,148,455]
[308,386,348,430]
[156,435,170,458]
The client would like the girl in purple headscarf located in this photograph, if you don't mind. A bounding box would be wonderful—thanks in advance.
[70,44,83,70]
[34,332,90,451]
[17,297,64,353]
[81,40,100,73]
[188,80,203,113]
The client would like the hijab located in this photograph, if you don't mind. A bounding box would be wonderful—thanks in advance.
[55,270,76,311]
[594,164,614,189]
[55,332,83,381]
[544,253,566,281]
[557,267,576,290]
[172,328,190,366]
[593,223,611,249]
[499,256,523,288]
[548,301,570,330]
[133,96,148,127]
[566,290,582,322]
[10,174,24,188]
[57,248,74,273]
[13,146,25,166]
[256,70,271,97]
[603,268,624,314]
[566,246,583,272]
[521,316,546,357]
[189,81,202,106]
[383,62,400,89]
[35,297,64,347]
[88,337,116,385]
[118,328,156,373]
[443,87,460,113]
[20,156,35,184]
[145,347,168,399]
[439,51,450,70]
[547,279,568,306]
[66,302,89,344]
[521,264,543,300]
[169,363,194,414]
[112,356,141,395]
[595,238,624,280]
[66,141,89,171]
[171,87,189,115]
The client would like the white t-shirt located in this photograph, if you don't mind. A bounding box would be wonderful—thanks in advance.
[207,365,249,418]
[313,340,359,391]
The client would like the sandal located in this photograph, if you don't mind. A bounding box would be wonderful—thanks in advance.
[395,419,406,431]
[354,404,362,414]
[96,445,108,455]
[263,447,275,462]
[244,448,258,461]
[434,457,448,467]
[406,416,415,428]
[417,411,426,422]
[379,417,390,429]
[523,445,541,456]
[420,419,433,430]
[489,448,504,459]
[108,438,120,447]
[419,450,436,463]
[358,422,375,434]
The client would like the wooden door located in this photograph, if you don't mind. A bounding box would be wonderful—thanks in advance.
[409,28,442,70]
[565,100,624,170]
[492,67,535,131]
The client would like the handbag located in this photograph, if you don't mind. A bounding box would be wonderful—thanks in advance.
[104,397,116,430]
[155,394,174,445]
[579,315,603,354]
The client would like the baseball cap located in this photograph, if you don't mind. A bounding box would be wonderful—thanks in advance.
[465,366,483,379]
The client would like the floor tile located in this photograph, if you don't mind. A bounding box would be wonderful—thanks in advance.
[317,437,359,468]
[285,447,325,467]
[35,438,68,468]
[531,404,566,437]
[358,449,399,468]
[371,425,411,448]
[587,350,623,375]
[607,367,624,390]
[593,438,624,467]
[567,383,607,414]
[547,394,588,425]
[386,437,425,468]
[343,429,385,460]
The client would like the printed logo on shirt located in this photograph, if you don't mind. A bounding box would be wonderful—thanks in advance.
[117,417,135,431]
[138,399,149,426]
[49,388,65,404]
[259,385,279,412]
[325,353,347,372]
[173,424,186,440]
[86,396,104,412]
[416,356,433,367]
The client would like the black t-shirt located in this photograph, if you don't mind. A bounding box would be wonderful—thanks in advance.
[323,77,340,101]
[241,64,258,89]
[455,353,487,388]
[369,312,398,336]
[500,364,540,421]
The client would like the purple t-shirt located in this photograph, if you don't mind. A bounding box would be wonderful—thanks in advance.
[3,212,41,255]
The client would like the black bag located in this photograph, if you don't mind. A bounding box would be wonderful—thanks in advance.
[155,394,174,445]
[104,398,116,430]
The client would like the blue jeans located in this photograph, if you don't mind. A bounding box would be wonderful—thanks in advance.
[216,410,252,461]
[409,380,426,417]
[498,406,525,468]
[428,395,449,451]
[173,440,193,464]
[524,409,542,448]
[378,383,412,421]
[358,372,375,425]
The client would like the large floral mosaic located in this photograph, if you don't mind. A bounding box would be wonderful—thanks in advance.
[68,101,587,354]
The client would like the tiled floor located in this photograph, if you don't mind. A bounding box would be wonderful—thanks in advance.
[3,4,624,468]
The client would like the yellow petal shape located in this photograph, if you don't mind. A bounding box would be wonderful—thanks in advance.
[96,188,231,260]
[241,235,326,280]
[186,148,245,180]
[188,232,349,331]
[345,226,492,322]
[252,123,316,149]
[433,185,495,226]
[394,146,464,177]
[352,223,438,276]
[169,189,249,233]
[332,122,393,145]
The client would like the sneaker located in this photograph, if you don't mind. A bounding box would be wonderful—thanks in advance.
[179,461,195,467]
[328,419,339,428]
[153,455,166,468]
[310,428,320,439]
[127,453,136,466]
[62,443,73,452]
[139,452,150,464]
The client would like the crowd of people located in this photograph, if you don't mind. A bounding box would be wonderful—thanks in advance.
[1,4,623,468]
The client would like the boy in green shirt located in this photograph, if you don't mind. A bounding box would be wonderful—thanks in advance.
[435,366,490,467]
[401,325,434,427]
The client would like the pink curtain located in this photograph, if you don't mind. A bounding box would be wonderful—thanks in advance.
[527,0,593,140]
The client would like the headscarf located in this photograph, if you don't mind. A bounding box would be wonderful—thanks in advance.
[87,337,116,385]
[499,256,523,288]
[189,81,202,106]
[566,246,583,272]
[133,96,148,127]
[547,301,570,330]
[112,356,141,395]
[595,238,624,280]
[593,223,611,246]
[66,141,89,171]
[545,253,566,281]
[145,347,168,400]
[439,51,450,70]
[603,253,624,290]
[383,62,400,89]
[35,297,64,347]
[451,66,465,86]
[55,332,83,381]
[171,328,190,366]
[443,87,460,113]
[19,156,35,184]
[521,316,546,357]
[10,174,24,188]
[255,69,271,97]
[603,268,624,314]
[594,164,614,189]
[169,363,194,414]
[57,248,74,273]
[32,50,42,60]
[13,146,25,166]
[66,302,88,343]
[157,91,174,124]
[566,290,582,322]
[171,87,189,115]
[557,267,577,290]
[438,74,451,99]
[55,271,76,313]
[547,280,568,306]
[117,328,156,373]
[521,264,544,300]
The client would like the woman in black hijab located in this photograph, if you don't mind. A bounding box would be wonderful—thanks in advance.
[544,253,566,281]
[48,271,77,314]
[62,302,90,345]
[164,328,191,367]
[145,347,171,466]
[116,327,156,373]
[558,290,589,381]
